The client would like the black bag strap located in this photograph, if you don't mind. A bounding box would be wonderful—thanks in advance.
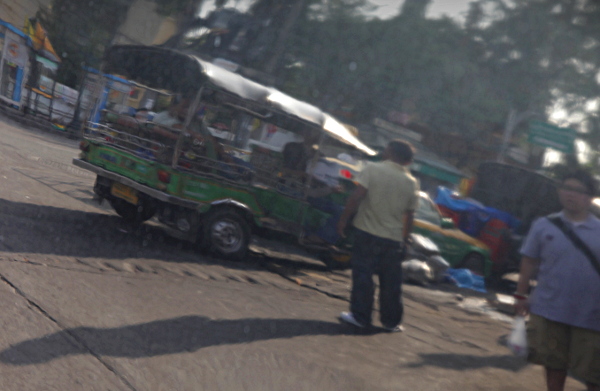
[547,215,600,278]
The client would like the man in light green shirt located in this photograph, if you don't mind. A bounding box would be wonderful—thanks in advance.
[337,140,419,331]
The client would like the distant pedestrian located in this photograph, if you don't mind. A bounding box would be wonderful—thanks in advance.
[336,140,419,332]
[515,169,600,391]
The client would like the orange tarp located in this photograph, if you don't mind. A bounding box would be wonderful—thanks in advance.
[23,19,60,62]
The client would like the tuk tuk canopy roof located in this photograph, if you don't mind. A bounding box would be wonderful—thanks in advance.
[103,45,376,156]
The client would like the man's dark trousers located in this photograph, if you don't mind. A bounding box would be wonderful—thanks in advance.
[350,228,404,327]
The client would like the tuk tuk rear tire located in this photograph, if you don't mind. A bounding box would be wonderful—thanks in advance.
[201,209,250,261]
[109,198,155,223]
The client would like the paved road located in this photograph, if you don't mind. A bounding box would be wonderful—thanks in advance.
[0,114,585,390]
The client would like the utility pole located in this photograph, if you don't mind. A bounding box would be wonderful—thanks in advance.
[263,0,306,75]
[496,109,540,163]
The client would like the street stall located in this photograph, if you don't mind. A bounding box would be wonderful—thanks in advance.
[22,19,61,118]
[25,55,58,117]
[49,83,79,127]
[0,19,32,110]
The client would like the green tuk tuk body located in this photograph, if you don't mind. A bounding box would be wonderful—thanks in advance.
[74,45,375,266]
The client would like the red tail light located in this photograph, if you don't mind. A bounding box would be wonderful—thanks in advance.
[157,170,171,184]
[340,169,353,179]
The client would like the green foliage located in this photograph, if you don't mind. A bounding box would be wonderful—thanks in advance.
[37,0,600,171]
[470,0,600,169]
[282,2,508,139]
[473,0,600,112]
[38,0,134,87]
[38,0,208,87]
[153,0,207,17]
[153,0,194,16]
[271,0,600,170]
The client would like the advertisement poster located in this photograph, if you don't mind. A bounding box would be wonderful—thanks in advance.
[4,30,28,67]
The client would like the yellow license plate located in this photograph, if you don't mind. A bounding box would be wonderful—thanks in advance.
[330,254,351,263]
[111,182,138,205]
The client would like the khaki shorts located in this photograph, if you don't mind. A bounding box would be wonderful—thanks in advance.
[527,314,600,385]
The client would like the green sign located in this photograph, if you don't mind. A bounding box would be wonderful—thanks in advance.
[528,121,576,154]
[411,161,463,185]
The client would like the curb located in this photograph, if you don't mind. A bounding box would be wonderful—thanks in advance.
[0,104,81,140]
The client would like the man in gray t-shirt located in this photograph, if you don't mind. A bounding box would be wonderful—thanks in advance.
[516,169,600,391]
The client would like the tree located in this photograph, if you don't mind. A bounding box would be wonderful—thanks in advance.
[469,0,600,167]
[400,0,432,19]
[37,0,134,86]
[284,2,504,143]
[38,0,210,87]
[39,0,600,172]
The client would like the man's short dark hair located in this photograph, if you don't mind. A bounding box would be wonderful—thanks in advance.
[387,140,415,164]
[562,169,597,196]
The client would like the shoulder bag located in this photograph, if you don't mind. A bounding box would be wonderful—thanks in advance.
[547,215,600,278]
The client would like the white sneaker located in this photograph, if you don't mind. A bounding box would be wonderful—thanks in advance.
[339,312,366,328]
[382,324,404,333]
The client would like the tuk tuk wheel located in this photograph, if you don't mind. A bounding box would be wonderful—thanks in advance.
[202,209,250,261]
[109,198,155,223]
[460,253,485,276]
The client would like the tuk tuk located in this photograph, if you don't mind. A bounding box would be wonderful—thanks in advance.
[73,45,377,268]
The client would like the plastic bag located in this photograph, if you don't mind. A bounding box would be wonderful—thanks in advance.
[508,316,528,357]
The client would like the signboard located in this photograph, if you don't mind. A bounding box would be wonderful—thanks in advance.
[528,120,576,154]
[411,161,463,185]
[4,30,28,67]
[373,118,423,142]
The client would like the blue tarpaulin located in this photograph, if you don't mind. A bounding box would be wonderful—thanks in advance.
[435,187,520,237]
[446,268,486,293]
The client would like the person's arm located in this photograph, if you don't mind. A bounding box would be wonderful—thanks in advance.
[514,256,539,316]
[403,185,419,243]
[403,210,415,243]
[211,136,232,162]
[189,121,232,162]
[514,217,543,316]
[336,185,367,238]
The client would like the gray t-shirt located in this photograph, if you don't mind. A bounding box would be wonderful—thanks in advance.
[520,212,600,332]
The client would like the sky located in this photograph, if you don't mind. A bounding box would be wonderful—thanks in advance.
[369,0,471,20]
[200,0,472,21]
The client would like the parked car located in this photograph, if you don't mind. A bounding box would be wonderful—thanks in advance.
[413,191,493,277]
[321,161,493,277]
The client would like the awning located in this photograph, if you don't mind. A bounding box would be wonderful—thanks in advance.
[412,146,466,185]
[0,19,32,44]
[23,19,60,62]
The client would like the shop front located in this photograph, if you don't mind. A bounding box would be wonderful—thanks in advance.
[0,19,31,109]
[26,54,59,116]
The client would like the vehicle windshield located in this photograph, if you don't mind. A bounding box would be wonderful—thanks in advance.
[415,193,442,226]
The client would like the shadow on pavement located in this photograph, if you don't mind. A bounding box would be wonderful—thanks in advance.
[407,352,528,372]
[0,316,354,365]
[0,197,208,262]
[0,197,326,273]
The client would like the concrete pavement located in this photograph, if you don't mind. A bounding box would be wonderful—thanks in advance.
[0,254,585,391]
[0,109,587,390]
